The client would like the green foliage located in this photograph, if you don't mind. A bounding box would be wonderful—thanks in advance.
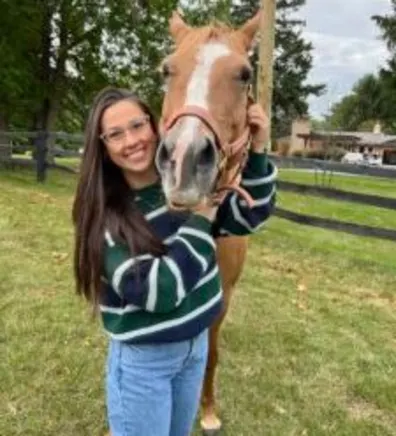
[1,0,323,139]
[329,2,396,133]
[326,75,388,132]
[231,0,325,138]
[291,147,346,161]
[373,0,396,131]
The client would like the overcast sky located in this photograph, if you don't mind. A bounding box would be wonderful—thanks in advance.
[296,0,393,118]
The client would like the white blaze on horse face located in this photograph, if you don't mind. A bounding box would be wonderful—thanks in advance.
[177,42,231,144]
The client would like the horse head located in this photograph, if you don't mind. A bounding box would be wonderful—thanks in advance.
[156,10,261,210]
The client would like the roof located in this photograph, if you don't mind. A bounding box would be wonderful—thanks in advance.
[298,130,396,147]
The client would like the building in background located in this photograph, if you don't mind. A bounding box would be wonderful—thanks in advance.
[280,118,396,165]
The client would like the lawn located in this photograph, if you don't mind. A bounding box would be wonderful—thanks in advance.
[279,168,396,199]
[1,167,396,436]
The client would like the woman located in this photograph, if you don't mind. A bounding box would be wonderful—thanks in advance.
[72,86,276,436]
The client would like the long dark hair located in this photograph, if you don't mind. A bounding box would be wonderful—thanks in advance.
[72,87,166,307]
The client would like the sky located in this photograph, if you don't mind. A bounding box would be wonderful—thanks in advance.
[297,0,393,119]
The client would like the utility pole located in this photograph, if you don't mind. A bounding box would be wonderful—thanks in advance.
[257,0,276,152]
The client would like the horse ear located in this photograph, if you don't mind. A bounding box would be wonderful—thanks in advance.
[237,10,261,51]
[169,10,191,45]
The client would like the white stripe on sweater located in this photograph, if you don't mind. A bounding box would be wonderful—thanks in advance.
[146,258,160,312]
[100,266,219,315]
[239,185,276,208]
[164,256,186,304]
[193,265,219,289]
[173,236,208,271]
[145,205,168,221]
[107,291,223,341]
[178,227,215,249]
[100,303,141,315]
[112,254,153,295]
[104,230,115,247]
[230,195,255,231]
[242,164,278,186]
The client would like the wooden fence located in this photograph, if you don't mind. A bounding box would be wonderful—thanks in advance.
[271,155,396,179]
[1,132,395,241]
[0,130,82,181]
[275,181,396,241]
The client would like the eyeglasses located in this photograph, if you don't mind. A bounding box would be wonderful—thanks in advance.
[100,115,151,144]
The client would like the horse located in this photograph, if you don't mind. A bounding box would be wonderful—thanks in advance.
[156,10,262,434]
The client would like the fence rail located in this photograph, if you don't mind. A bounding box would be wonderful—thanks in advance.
[274,207,396,242]
[0,130,83,181]
[1,136,395,242]
[278,181,396,211]
[275,179,396,242]
[271,155,396,179]
[0,131,84,142]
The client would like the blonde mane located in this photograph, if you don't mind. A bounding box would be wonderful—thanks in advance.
[175,22,235,55]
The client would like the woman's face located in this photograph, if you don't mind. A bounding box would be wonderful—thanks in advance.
[100,99,158,187]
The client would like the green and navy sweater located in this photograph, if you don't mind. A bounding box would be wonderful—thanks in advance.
[101,151,277,343]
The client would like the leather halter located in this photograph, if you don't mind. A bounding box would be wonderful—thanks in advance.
[163,92,256,208]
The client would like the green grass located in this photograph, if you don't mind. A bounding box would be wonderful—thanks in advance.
[11,153,81,171]
[279,168,396,199]
[278,191,396,231]
[1,168,396,436]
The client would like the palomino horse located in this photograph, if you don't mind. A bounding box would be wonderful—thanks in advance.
[156,10,262,434]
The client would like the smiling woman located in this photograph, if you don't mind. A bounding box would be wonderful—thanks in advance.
[100,100,159,189]
[73,7,276,436]
[71,13,277,432]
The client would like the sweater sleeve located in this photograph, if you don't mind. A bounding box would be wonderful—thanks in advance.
[213,151,277,237]
[103,214,215,314]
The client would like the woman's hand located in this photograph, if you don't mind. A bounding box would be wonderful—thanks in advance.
[247,103,270,153]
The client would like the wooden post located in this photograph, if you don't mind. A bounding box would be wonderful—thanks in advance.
[35,130,49,182]
[257,0,276,152]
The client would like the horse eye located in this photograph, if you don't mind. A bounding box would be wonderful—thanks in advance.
[239,66,252,83]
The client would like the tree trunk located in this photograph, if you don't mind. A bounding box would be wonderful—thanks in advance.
[0,113,11,161]
[33,2,66,165]
[43,99,60,164]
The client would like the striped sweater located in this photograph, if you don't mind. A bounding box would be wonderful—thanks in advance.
[101,151,277,343]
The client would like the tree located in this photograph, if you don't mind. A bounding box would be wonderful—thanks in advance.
[1,0,324,147]
[230,0,325,138]
[372,1,396,132]
[326,74,384,131]
[325,0,396,134]
[0,1,40,130]
[0,0,180,153]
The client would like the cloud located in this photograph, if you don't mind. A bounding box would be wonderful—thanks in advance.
[298,0,393,118]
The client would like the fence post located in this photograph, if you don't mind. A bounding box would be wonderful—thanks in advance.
[35,130,49,182]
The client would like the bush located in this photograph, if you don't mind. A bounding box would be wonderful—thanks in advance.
[305,149,327,160]
[327,146,346,162]
[291,147,346,161]
[291,150,304,158]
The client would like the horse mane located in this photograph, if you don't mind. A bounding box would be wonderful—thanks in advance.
[176,21,234,55]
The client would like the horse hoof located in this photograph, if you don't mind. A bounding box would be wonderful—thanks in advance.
[201,417,222,436]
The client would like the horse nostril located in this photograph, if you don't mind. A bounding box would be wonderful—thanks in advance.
[156,141,170,171]
[197,138,216,167]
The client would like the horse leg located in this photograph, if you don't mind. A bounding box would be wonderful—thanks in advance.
[200,305,227,433]
[200,236,248,435]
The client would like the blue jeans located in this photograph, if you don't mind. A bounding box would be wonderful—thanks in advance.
[106,329,208,436]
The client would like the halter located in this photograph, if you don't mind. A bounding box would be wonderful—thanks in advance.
[163,90,256,208]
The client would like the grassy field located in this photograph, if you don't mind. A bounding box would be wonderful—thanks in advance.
[1,167,396,436]
[279,168,396,198]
